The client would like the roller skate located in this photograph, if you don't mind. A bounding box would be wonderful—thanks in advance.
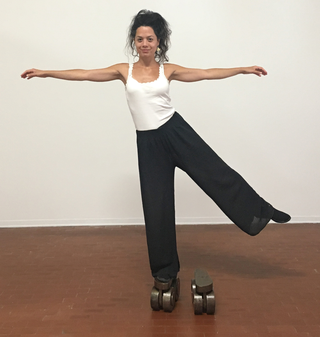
[191,269,215,315]
[150,277,180,312]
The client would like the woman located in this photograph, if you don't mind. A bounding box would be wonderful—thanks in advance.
[21,9,290,311]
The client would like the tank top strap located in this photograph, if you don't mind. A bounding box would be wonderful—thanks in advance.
[128,63,133,78]
[159,63,164,76]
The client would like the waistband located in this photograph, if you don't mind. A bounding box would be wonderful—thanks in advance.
[136,112,183,135]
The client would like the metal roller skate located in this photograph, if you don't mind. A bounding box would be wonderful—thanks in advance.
[191,269,215,315]
[150,277,180,312]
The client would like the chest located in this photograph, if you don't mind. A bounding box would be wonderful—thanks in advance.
[131,66,160,84]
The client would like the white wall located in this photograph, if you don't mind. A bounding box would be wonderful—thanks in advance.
[1,0,320,227]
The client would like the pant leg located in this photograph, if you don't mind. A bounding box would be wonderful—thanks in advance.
[168,113,274,236]
[136,128,180,279]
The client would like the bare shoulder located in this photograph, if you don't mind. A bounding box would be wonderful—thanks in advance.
[108,63,129,83]
[163,64,209,83]
[110,63,129,74]
[113,63,129,70]
[163,63,183,81]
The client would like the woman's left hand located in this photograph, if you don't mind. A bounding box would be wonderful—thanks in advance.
[243,66,268,77]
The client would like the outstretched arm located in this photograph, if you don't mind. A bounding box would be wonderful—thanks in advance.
[166,64,267,82]
[21,63,128,83]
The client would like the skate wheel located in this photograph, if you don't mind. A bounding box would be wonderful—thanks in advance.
[150,286,161,311]
[193,292,203,315]
[206,291,215,315]
[163,288,175,312]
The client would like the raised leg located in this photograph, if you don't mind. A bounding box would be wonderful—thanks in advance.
[169,114,277,235]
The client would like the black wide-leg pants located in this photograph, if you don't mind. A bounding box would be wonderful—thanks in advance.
[136,112,274,280]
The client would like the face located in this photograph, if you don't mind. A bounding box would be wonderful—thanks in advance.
[134,26,159,58]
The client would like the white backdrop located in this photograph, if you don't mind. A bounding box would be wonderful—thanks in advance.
[1,0,320,227]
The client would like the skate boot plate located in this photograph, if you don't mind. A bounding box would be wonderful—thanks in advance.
[191,269,215,315]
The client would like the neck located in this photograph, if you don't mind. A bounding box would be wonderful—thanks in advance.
[136,57,159,68]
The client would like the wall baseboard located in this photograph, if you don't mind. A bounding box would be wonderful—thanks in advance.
[0,217,319,228]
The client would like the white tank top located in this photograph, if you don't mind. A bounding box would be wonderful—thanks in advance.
[125,63,175,130]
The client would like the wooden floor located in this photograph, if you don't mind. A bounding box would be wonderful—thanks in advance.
[0,224,319,337]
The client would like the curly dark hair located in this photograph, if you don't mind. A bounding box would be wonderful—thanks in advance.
[126,10,172,63]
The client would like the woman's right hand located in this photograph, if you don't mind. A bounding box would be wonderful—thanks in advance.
[21,68,46,80]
